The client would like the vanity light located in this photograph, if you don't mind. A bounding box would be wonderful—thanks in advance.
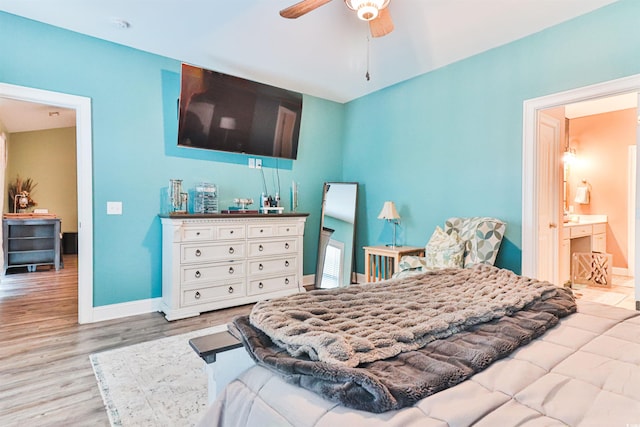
[563,148,576,164]
[344,0,390,21]
[378,200,401,247]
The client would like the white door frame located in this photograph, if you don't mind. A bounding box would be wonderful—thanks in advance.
[629,145,636,277]
[522,74,640,306]
[0,83,94,324]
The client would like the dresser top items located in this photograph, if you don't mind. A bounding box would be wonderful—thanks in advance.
[159,213,309,219]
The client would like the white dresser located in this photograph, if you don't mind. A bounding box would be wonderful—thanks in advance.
[160,213,308,320]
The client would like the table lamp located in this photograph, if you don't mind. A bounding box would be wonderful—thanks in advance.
[378,201,401,247]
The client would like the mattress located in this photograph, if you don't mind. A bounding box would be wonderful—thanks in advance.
[198,301,640,426]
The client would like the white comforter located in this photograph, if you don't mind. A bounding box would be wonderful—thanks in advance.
[198,301,640,426]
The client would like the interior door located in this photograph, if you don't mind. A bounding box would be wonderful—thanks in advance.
[537,113,561,284]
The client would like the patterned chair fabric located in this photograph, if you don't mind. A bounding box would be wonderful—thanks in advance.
[444,217,506,268]
[394,217,506,279]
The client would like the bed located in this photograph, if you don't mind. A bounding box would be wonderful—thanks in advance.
[196,265,640,426]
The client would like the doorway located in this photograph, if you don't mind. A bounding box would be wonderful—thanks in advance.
[522,74,640,310]
[0,83,94,323]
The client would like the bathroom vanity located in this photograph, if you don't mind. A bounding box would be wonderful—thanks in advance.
[560,215,607,285]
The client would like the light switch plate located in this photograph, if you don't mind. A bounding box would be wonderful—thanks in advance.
[248,158,255,168]
[107,201,122,215]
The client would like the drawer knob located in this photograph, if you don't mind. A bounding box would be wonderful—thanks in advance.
[229,267,234,274]
[195,291,201,299]
[195,249,201,257]
[285,243,290,249]
[260,229,264,233]
[259,263,264,270]
[286,228,290,232]
[230,230,234,234]
[285,278,290,285]
[195,270,201,278]
[285,260,290,267]
[259,244,264,252]
[196,231,201,236]
[259,282,264,289]
[229,247,235,254]
[228,286,234,294]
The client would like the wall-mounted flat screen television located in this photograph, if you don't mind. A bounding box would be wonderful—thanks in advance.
[177,63,303,160]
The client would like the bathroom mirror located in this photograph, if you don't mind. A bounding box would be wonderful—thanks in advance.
[315,182,358,289]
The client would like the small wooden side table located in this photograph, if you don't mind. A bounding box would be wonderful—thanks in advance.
[363,245,424,282]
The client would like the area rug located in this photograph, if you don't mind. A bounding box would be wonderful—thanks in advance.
[90,324,228,427]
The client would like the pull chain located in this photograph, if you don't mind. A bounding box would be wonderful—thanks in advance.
[365,34,371,81]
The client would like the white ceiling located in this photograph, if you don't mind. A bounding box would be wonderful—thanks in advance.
[0,98,75,133]
[0,0,620,104]
[1,0,633,133]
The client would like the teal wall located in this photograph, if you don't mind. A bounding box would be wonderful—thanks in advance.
[0,12,344,306]
[343,0,640,274]
[1,0,639,307]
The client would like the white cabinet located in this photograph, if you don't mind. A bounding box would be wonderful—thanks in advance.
[591,223,607,253]
[161,214,308,320]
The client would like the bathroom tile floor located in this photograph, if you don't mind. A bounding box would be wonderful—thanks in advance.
[571,274,636,311]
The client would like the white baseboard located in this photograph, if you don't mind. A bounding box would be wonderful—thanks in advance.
[303,273,315,287]
[613,267,630,277]
[91,297,162,323]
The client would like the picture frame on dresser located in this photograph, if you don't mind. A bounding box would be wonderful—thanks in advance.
[159,213,308,320]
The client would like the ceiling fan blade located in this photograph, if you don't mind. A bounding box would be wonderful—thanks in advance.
[280,0,333,19]
[369,7,394,37]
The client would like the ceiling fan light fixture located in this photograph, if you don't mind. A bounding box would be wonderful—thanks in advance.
[344,0,390,21]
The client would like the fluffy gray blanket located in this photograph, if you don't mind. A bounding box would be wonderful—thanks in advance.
[232,284,576,413]
[250,265,560,367]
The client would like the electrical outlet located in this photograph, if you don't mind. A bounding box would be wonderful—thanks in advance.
[107,201,122,215]
[248,158,255,168]
[255,159,262,169]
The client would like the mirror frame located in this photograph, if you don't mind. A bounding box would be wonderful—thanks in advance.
[315,182,358,289]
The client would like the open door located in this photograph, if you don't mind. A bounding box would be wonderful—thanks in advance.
[536,113,561,284]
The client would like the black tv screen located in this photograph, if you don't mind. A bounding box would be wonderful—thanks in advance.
[177,63,303,160]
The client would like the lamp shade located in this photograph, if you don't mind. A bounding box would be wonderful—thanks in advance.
[377,201,400,220]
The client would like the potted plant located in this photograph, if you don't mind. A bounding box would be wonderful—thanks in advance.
[8,175,37,213]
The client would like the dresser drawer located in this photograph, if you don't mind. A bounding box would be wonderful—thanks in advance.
[570,225,592,238]
[181,242,245,263]
[276,223,301,236]
[216,225,245,240]
[247,224,275,239]
[181,226,215,241]
[181,261,245,285]
[248,274,297,296]
[248,256,297,276]
[182,281,245,306]
[592,223,606,234]
[248,238,298,257]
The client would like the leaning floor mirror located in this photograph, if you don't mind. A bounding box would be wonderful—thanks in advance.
[315,182,358,289]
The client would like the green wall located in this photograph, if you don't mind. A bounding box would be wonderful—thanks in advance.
[0,12,344,306]
[343,0,640,274]
[6,127,78,233]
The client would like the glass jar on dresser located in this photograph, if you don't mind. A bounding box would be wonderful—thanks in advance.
[159,213,308,320]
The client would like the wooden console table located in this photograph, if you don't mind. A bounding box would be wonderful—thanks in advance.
[3,217,61,274]
[363,245,424,282]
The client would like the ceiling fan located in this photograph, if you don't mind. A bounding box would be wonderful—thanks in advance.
[280,0,394,38]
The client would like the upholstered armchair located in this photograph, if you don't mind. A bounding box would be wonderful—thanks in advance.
[395,217,506,278]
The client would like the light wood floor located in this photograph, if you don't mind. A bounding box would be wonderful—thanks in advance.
[0,256,252,426]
